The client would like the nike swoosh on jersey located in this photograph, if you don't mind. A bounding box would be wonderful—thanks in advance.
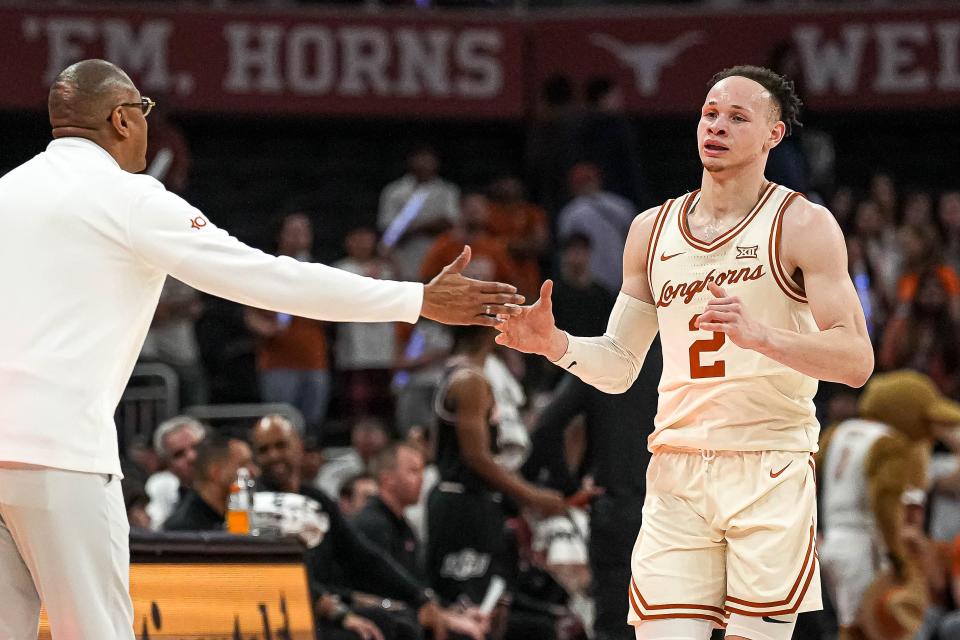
[660,251,684,261]
[566,361,577,370]
[770,461,792,478]
[762,616,791,624]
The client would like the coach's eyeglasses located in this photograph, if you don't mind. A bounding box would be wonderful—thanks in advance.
[112,96,156,119]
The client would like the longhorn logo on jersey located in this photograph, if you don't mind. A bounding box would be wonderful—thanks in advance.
[656,265,764,308]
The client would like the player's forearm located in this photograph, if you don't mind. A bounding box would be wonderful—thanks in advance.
[171,236,424,324]
[551,333,646,394]
[755,325,874,387]
[550,292,659,394]
[464,451,542,506]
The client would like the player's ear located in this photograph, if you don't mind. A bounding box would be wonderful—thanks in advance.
[766,120,786,151]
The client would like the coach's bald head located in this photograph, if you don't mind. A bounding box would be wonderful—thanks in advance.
[48,59,149,173]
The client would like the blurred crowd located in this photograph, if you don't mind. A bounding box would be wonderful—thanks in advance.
[107,68,960,640]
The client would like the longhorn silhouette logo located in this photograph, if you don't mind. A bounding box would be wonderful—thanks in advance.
[589,32,704,96]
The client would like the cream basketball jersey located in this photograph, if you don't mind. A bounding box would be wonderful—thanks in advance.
[821,419,894,533]
[647,183,819,452]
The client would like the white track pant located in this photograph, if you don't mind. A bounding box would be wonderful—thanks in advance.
[0,466,134,639]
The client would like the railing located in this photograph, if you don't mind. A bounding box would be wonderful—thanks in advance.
[183,402,306,434]
[115,362,180,455]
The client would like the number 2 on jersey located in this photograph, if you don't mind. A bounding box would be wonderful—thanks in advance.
[688,314,725,379]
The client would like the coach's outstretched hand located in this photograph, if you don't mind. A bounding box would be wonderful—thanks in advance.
[421,246,525,326]
[494,280,568,361]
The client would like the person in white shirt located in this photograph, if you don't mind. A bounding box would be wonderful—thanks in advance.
[378,145,460,281]
[556,162,637,296]
[144,416,206,530]
[0,59,523,640]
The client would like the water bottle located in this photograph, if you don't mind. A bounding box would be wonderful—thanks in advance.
[226,467,252,534]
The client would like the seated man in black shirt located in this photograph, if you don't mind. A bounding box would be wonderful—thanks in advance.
[164,433,245,531]
[252,414,485,640]
[353,443,427,579]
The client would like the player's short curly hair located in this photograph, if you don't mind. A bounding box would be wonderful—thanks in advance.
[708,65,803,135]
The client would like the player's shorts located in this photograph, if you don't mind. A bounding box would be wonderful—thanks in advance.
[425,482,507,605]
[628,448,822,630]
[819,528,885,626]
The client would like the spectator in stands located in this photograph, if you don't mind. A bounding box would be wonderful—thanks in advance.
[574,76,645,207]
[245,212,330,439]
[121,478,152,532]
[250,414,485,640]
[879,270,960,397]
[139,277,209,408]
[870,173,898,224]
[928,422,960,543]
[556,163,635,295]
[164,433,247,531]
[403,425,441,544]
[378,145,460,281]
[525,74,578,217]
[353,443,427,578]
[339,473,379,518]
[333,225,398,422]
[419,192,517,287]
[830,186,856,231]
[145,416,206,529]
[230,437,258,479]
[894,223,960,312]
[486,176,550,299]
[551,233,615,339]
[301,435,324,489]
[902,189,934,226]
[393,319,454,437]
[123,435,162,485]
[850,198,900,314]
[939,190,960,274]
[317,417,390,498]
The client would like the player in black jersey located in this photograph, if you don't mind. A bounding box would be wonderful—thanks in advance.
[426,325,568,608]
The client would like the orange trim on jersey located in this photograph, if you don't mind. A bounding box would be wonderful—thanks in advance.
[679,182,777,252]
[630,578,728,615]
[724,524,816,613]
[768,192,807,303]
[629,583,729,627]
[645,199,673,286]
[725,555,817,618]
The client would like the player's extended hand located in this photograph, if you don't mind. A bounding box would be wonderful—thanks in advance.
[696,282,768,351]
[494,280,568,360]
[421,246,525,327]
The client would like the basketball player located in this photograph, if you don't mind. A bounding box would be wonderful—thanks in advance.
[427,325,567,609]
[496,65,873,640]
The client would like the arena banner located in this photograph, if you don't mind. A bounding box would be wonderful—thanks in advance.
[530,6,960,114]
[0,4,524,118]
[1,5,959,118]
